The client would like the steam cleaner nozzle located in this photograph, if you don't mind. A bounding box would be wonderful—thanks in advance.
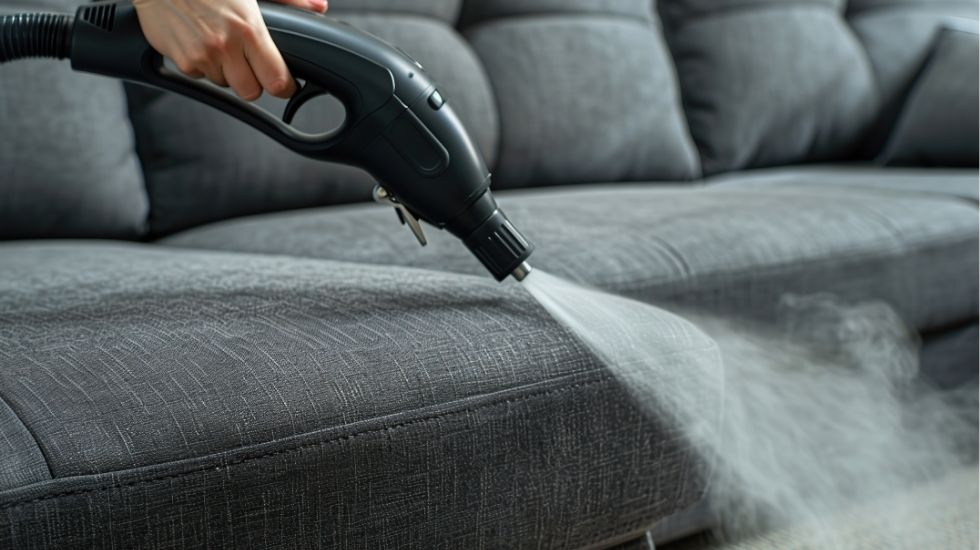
[452,191,534,282]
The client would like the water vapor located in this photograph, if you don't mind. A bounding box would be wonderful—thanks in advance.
[521,270,977,548]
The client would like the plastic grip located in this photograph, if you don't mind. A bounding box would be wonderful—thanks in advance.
[69,1,405,162]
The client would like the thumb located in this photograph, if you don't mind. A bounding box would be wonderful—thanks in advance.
[268,0,328,14]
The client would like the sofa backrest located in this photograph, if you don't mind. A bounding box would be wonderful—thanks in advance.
[846,0,980,150]
[0,0,147,240]
[0,0,975,239]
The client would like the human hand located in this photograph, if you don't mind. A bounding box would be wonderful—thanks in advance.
[133,0,328,101]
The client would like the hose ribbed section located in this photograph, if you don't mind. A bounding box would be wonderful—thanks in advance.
[0,13,74,64]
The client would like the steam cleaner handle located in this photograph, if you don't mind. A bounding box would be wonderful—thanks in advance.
[69,0,433,164]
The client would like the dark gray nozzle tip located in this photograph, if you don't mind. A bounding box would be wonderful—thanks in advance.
[462,209,534,282]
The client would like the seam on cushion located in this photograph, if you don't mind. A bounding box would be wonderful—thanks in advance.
[808,182,980,204]
[612,233,978,301]
[0,391,53,482]
[0,375,616,511]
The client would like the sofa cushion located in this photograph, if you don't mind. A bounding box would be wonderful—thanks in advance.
[129,5,497,236]
[0,2,147,240]
[847,0,978,144]
[878,24,979,167]
[658,0,879,175]
[162,178,979,333]
[462,1,701,188]
[0,242,719,548]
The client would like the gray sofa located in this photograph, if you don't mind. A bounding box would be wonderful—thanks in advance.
[1,0,977,547]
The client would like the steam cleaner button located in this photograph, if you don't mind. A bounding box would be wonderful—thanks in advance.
[428,90,445,110]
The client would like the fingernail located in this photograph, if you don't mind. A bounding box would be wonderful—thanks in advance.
[310,0,327,12]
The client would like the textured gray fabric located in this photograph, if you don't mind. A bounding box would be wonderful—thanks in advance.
[708,165,980,201]
[849,0,978,10]
[847,1,978,155]
[328,0,461,22]
[0,398,49,491]
[0,242,715,547]
[460,0,654,25]
[465,16,700,189]
[0,4,147,240]
[920,323,979,389]
[163,182,979,333]
[659,2,879,175]
[879,25,979,167]
[129,13,496,236]
[0,377,701,549]
[847,0,978,114]
[658,0,845,21]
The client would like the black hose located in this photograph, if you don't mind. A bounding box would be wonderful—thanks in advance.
[0,13,74,64]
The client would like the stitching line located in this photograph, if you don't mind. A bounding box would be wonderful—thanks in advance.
[0,377,611,511]
[612,233,978,297]
[0,391,53,482]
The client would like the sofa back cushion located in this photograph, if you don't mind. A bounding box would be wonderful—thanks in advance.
[459,1,701,189]
[658,0,880,175]
[846,0,979,153]
[879,23,979,166]
[0,2,147,240]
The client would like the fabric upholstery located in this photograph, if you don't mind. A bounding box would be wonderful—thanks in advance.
[847,0,978,145]
[879,24,979,167]
[708,165,980,201]
[0,242,718,548]
[459,0,655,26]
[0,399,49,492]
[464,7,700,188]
[162,177,979,333]
[328,0,461,22]
[658,0,879,175]
[0,2,147,240]
[129,10,497,236]
[920,323,979,389]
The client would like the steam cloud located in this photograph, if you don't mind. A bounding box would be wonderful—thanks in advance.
[521,270,977,548]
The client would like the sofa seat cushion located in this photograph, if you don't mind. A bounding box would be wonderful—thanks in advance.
[0,242,717,548]
[163,178,979,333]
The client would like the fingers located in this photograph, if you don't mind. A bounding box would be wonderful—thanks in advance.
[133,0,318,102]
[243,25,296,99]
[222,51,263,101]
[270,0,328,14]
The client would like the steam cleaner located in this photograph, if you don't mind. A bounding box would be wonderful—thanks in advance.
[0,1,534,281]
